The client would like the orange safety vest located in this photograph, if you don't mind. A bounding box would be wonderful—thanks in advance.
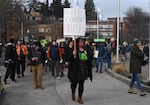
[16,45,28,57]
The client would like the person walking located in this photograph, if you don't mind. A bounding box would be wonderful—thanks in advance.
[96,42,106,73]
[30,41,45,89]
[128,39,147,96]
[16,40,28,78]
[106,39,112,71]
[47,40,61,79]
[66,38,92,104]
[59,42,65,77]
[4,38,17,84]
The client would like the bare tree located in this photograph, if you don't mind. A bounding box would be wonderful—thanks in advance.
[126,7,149,41]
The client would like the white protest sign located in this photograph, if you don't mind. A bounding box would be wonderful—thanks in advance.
[63,8,86,37]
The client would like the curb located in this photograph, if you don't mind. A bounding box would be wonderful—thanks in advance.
[107,70,150,93]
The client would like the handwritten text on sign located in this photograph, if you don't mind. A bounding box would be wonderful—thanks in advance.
[63,8,86,37]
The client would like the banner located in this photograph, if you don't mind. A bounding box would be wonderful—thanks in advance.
[63,8,86,37]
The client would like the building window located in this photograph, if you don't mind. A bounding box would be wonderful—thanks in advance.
[39,27,44,33]
[45,27,51,33]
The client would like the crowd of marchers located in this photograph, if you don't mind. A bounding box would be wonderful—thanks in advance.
[0,37,149,104]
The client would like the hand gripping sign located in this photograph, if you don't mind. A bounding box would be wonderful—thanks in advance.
[63,8,86,58]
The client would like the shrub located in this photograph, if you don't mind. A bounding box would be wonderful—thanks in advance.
[112,63,131,78]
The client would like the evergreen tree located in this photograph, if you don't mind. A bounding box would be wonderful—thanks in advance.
[39,2,50,16]
[84,0,97,20]
[63,0,70,8]
[50,0,63,19]
[26,0,40,13]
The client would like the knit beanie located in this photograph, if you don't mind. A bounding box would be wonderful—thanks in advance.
[133,38,141,45]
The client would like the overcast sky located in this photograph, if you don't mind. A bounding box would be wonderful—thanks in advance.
[40,0,150,20]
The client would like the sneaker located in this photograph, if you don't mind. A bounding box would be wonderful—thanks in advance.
[60,72,64,77]
[18,75,20,78]
[22,74,24,77]
[107,68,111,71]
[35,86,38,89]
[100,71,103,73]
[56,77,61,80]
[128,87,137,94]
[11,81,16,84]
[140,89,147,96]
[39,86,44,90]
[3,81,7,84]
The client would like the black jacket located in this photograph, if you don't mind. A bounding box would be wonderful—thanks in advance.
[66,47,93,82]
[5,42,17,64]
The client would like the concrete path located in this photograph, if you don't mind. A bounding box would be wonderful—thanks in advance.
[56,71,150,105]
[0,66,64,105]
[0,66,150,105]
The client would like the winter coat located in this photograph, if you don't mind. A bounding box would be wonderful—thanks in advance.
[66,47,93,82]
[5,42,17,63]
[47,45,60,61]
[130,45,143,73]
[30,47,45,66]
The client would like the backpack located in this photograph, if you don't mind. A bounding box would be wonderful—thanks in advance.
[106,43,112,53]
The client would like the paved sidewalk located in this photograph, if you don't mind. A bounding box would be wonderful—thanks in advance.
[0,66,64,105]
[0,66,150,105]
[56,71,150,105]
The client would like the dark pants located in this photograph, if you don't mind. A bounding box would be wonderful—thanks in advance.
[16,57,26,76]
[106,53,112,69]
[50,60,60,77]
[4,63,16,82]
[71,80,85,96]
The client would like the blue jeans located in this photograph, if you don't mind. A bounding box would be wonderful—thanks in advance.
[97,57,104,72]
[129,73,142,89]
[106,53,112,69]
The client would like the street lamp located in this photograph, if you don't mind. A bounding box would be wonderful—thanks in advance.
[116,0,120,63]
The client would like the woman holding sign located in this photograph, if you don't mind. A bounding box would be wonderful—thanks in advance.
[66,38,92,104]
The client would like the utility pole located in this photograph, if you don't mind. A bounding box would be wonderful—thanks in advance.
[148,2,150,80]
[116,0,120,63]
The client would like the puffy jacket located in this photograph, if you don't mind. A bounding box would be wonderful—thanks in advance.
[47,45,61,61]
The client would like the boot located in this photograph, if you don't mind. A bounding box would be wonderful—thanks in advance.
[128,87,137,94]
[78,96,83,104]
[140,89,147,96]
[39,86,44,89]
[72,92,75,101]
[35,85,38,89]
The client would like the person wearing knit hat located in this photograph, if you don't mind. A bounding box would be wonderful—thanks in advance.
[133,38,141,46]
[128,38,147,96]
